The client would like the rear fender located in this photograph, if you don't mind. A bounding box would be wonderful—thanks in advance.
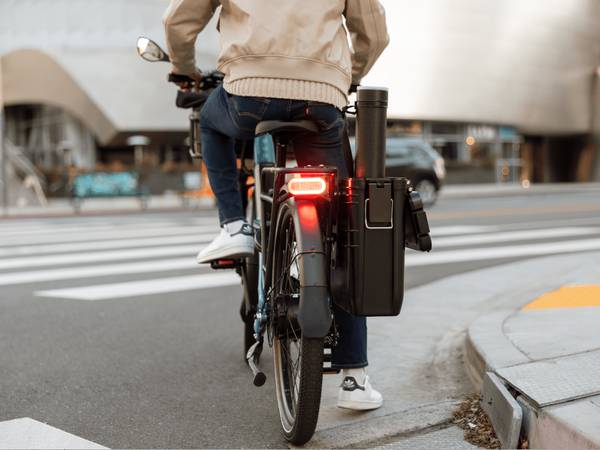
[284,198,332,338]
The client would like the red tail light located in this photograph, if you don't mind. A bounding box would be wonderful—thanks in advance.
[287,176,327,197]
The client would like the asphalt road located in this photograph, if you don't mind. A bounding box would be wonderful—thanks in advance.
[1,186,600,448]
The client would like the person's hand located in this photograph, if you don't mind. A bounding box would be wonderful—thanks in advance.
[188,70,203,88]
[171,69,203,91]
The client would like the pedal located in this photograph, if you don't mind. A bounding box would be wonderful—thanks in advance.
[210,259,243,270]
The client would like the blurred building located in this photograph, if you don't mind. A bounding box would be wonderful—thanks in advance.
[1,0,600,203]
[366,0,600,184]
[0,0,218,200]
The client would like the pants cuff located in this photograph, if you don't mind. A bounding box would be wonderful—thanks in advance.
[220,216,246,226]
[331,362,368,370]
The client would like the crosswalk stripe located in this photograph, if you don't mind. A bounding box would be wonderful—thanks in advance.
[0,244,204,270]
[0,223,109,233]
[5,227,590,265]
[0,217,217,235]
[35,236,600,300]
[475,215,600,231]
[2,220,598,290]
[430,225,497,236]
[0,223,483,248]
[0,233,215,257]
[0,225,217,247]
[0,221,217,239]
[0,257,195,286]
[35,273,240,300]
[406,237,600,266]
[0,417,107,449]
[433,227,599,248]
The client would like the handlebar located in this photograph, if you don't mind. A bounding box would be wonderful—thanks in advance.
[168,73,194,84]
[168,70,224,91]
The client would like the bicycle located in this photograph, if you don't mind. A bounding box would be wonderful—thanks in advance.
[137,37,431,445]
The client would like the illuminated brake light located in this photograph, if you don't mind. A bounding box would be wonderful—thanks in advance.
[287,177,327,196]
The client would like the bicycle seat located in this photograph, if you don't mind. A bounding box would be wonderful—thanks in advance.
[255,120,318,137]
[176,90,210,109]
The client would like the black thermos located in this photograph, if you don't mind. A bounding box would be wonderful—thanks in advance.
[355,87,388,178]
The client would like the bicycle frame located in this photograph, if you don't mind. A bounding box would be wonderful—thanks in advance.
[244,133,339,377]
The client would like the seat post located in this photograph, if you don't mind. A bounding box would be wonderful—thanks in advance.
[255,120,319,168]
[275,139,288,167]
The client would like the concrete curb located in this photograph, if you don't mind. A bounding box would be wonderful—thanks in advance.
[465,305,600,449]
[464,310,530,390]
[481,372,522,449]
[305,400,460,449]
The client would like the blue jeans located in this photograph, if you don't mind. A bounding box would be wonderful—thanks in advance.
[200,85,367,369]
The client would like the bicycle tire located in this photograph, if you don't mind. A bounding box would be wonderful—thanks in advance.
[271,202,324,445]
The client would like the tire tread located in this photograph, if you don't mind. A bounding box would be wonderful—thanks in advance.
[285,337,324,445]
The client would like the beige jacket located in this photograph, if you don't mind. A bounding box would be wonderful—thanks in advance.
[164,0,389,109]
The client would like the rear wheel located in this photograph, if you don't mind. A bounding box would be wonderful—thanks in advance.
[271,203,324,445]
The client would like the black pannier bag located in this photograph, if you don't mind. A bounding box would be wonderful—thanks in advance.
[331,177,431,317]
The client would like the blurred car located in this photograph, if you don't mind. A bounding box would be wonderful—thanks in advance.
[349,137,446,205]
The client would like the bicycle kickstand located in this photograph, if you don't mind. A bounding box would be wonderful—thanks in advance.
[246,341,266,386]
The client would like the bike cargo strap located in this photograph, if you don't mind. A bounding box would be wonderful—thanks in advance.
[405,190,432,252]
[331,177,432,317]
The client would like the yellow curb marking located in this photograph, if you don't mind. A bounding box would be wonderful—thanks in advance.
[523,285,600,311]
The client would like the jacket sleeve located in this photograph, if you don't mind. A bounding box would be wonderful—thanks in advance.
[344,0,390,84]
[163,0,220,75]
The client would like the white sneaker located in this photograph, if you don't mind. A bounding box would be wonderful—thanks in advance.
[337,368,383,411]
[196,220,254,264]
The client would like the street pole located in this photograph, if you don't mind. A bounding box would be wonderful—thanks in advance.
[0,110,6,216]
[0,58,8,216]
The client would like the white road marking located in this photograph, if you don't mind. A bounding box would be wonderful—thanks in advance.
[477,215,600,231]
[0,217,219,236]
[0,225,217,247]
[36,272,240,300]
[433,227,599,248]
[0,221,481,240]
[407,237,600,266]
[0,218,215,238]
[0,257,196,286]
[0,223,98,234]
[430,225,497,236]
[0,417,107,449]
[0,233,216,257]
[0,244,205,270]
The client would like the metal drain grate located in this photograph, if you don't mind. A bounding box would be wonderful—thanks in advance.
[497,349,600,407]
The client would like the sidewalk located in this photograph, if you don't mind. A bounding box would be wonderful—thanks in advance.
[309,251,600,448]
[466,256,600,449]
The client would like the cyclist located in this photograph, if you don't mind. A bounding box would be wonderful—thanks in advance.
[164,0,389,410]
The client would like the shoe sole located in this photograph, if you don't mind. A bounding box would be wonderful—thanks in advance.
[196,245,254,264]
[337,400,383,411]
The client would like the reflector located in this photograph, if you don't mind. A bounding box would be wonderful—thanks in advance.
[287,177,327,196]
